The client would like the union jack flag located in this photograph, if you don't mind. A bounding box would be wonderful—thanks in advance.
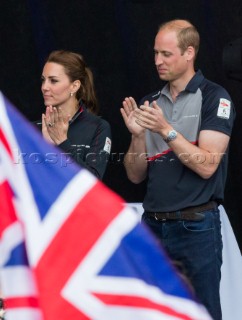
[0,92,212,320]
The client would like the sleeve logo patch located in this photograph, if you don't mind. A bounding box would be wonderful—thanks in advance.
[103,137,111,154]
[217,98,231,119]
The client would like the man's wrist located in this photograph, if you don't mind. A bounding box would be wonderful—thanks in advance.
[163,129,178,143]
[131,131,146,140]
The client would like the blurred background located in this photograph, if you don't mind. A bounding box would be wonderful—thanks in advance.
[1,0,242,251]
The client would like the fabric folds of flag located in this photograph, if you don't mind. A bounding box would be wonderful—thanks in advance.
[0,92,212,320]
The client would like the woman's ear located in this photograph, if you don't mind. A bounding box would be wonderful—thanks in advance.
[72,80,81,93]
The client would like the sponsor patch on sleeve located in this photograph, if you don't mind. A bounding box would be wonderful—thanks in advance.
[217,98,231,119]
[103,137,111,154]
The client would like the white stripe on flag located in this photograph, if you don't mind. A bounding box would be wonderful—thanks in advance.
[1,266,37,297]
[6,308,43,320]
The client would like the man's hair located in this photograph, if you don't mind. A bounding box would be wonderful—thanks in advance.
[158,19,200,58]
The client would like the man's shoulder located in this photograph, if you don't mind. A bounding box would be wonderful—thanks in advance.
[200,77,232,102]
[139,89,162,106]
[197,71,228,94]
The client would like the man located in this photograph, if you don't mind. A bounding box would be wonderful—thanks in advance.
[120,19,235,320]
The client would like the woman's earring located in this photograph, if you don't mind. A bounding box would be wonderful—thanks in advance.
[70,92,73,97]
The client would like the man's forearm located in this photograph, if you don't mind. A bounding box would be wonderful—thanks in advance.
[166,131,229,179]
[124,134,147,184]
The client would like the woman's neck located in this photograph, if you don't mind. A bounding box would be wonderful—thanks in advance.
[56,99,79,119]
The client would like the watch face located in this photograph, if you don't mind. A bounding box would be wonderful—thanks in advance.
[169,131,177,139]
[165,130,177,142]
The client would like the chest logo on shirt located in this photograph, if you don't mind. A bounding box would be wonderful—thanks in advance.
[103,137,111,154]
[217,98,231,119]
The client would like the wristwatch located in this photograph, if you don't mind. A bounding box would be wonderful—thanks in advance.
[163,129,177,143]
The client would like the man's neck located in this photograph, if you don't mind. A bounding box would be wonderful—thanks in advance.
[169,69,196,101]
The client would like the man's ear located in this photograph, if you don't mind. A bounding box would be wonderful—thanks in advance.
[185,46,195,61]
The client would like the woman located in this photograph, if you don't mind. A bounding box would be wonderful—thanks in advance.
[39,50,111,180]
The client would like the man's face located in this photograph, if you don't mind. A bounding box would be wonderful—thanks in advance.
[154,29,189,82]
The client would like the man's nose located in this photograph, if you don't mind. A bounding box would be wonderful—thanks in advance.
[155,53,164,65]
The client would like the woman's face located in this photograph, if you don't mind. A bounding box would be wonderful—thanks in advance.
[41,62,74,107]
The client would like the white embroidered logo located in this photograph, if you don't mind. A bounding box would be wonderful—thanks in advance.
[104,137,111,154]
[217,98,231,119]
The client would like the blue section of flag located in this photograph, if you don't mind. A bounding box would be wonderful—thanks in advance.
[5,242,29,267]
[99,223,193,300]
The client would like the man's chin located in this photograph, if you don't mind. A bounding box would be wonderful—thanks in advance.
[159,74,169,81]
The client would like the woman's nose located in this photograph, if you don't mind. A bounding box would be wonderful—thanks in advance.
[41,81,48,91]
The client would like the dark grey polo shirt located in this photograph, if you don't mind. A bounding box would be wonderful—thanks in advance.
[139,70,235,212]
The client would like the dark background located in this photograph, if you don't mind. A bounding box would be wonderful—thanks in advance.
[1,0,242,251]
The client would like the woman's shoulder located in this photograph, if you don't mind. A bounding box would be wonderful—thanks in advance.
[85,111,110,128]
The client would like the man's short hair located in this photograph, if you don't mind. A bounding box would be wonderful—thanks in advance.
[158,19,200,58]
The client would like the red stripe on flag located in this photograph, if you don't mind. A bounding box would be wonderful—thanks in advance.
[4,296,39,309]
[0,180,17,236]
[94,293,195,320]
[35,181,124,319]
[0,127,13,159]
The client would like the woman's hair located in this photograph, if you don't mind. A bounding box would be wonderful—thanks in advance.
[158,19,200,59]
[46,50,99,114]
